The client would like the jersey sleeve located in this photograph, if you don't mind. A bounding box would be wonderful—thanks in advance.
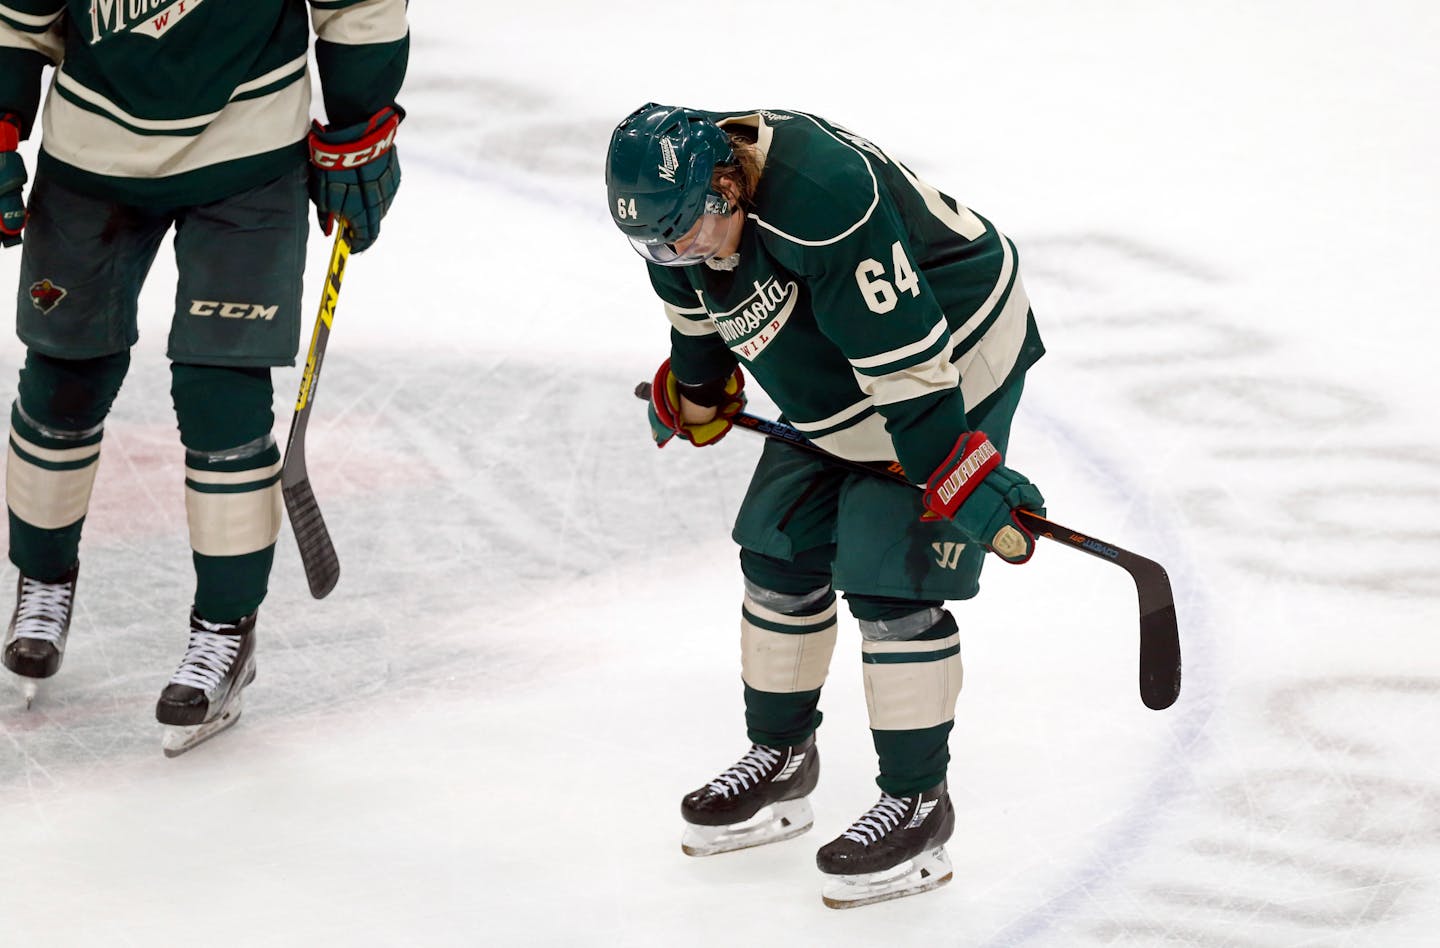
[645,262,737,385]
[0,1,65,138]
[766,197,968,483]
[307,0,409,126]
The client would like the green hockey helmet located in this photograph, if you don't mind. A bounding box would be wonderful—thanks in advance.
[606,103,735,266]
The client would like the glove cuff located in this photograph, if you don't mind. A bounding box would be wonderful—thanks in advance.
[0,113,20,152]
[921,431,1002,520]
[309,105,402,169]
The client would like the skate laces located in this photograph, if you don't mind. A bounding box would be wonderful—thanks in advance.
[841,794,911,845]
[168,617,243,691]
[10,577,73,645]
[706,744,783,798]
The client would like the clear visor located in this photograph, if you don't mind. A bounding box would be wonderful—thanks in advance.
[628,194,733,267]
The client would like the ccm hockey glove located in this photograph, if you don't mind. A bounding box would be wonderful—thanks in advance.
[648,359,746,448]
[921,431,1045,564]
[308,104,403,253]
[0,113,26,248]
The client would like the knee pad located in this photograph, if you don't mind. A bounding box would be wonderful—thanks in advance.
[740,579,838,696]
[16,349,129,433]
[170,362,274,453]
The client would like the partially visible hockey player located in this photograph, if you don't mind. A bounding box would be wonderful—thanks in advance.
[606,105,1047,908]
[0,2,408,755]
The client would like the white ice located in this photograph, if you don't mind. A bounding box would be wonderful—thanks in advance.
[1,2,1437,945]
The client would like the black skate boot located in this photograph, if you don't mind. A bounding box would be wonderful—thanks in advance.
[680,734,819,856]
[3,564,79,708]
[156,609,257,757]
[816,779,955,909]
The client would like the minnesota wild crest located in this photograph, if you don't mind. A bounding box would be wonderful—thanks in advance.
[89,0,205,43]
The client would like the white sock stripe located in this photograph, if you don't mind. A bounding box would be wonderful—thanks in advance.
[741,621,838,694]
[8,426,102,464]
[185,481,283,557]
[6,446,101,529]
[861,632,961,656]
[741,594,838,628]
[184,459,283,486]
[863,647,964,731]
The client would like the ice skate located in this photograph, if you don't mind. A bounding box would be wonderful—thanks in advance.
[3,565,79,709]
[680,734,819,856]
[817,780,955,909]
[156,610,257,757]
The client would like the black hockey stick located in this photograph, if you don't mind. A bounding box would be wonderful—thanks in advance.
[634,382,1181,711]
[280,228,351,599]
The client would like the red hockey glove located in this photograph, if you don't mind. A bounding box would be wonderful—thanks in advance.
[921,431,1046,564]
[648,359,746,448]
[0,113,27,248]
[308,104,403,253]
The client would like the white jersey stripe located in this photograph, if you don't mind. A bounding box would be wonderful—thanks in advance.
[43,75,310,179]
[849,318,950,371]
[310,0,409,45]
[0,3,63,28]
[53,54,307,133]
[664,302,717,337]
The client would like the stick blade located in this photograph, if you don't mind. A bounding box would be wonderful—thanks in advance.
[1130,560,1182,710]
[282,477,340,599]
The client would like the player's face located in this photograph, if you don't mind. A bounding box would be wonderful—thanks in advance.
[629,193,737,266]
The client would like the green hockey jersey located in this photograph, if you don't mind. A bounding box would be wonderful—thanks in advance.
[649,109,1045,483]
[0,0,408,207]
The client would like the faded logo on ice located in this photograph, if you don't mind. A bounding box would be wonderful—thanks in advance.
[711,277,798,361]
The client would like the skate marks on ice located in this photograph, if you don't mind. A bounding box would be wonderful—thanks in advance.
[399,38,612,220]
[989,239,1440,945]
[1080,676,1440,945]
[0,354,755,782]
[1027,234,1440,600]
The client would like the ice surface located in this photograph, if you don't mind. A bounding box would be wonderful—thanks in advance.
[1,2,1437,945]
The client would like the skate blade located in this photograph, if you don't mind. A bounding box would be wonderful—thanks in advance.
[821,845,954,909]
[162,695,244,758]
[682,798,814,856]
[20,678,38,710]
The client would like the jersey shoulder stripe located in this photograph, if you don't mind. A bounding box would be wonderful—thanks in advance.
[0,2,63,30]
[309,0,408,45]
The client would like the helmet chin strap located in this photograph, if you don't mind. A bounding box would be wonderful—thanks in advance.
[705,252,741,271]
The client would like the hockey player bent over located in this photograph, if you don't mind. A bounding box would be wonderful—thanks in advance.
[0,2,408,754]
[606,105,1047,908]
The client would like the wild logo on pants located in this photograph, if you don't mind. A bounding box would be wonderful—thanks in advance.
[29,280,66,314]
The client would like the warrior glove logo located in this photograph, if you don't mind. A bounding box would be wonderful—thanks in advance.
[29,279,67,314]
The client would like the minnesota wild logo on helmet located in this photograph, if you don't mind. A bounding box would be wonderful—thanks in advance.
[606,103,734,266]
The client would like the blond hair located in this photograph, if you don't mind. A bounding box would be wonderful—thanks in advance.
[712,135,764,212]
